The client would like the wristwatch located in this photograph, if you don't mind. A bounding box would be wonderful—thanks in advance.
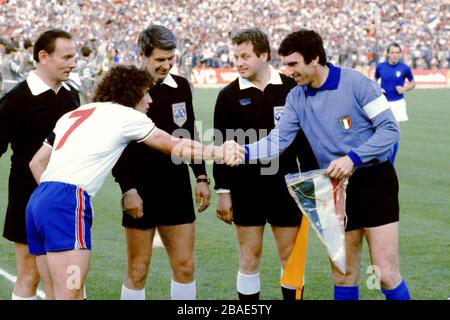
[196,177,210,185]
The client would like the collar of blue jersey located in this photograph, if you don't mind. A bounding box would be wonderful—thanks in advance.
[238,66,282,91]
[161,73,178,88]
[305,62,340,97]
[26,70,71,96]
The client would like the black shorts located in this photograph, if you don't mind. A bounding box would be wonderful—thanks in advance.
[345,161,399,231]
[122,178,196,230]
[3,176,37,244]
[230,176,302,227]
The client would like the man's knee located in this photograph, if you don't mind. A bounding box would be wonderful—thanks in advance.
[377,263,401,289]
[332,263,360,286]
[278,245,294,267]
[127,261,150,287]
[173,256,195,281]
[16,267,40,287]
[239,250,262,273]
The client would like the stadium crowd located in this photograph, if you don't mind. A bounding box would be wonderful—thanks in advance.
[0,0,449,94]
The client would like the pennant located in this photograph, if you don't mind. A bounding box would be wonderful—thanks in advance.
[286,170,347,274]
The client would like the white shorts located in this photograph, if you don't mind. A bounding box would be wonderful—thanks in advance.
[388,99,408,122]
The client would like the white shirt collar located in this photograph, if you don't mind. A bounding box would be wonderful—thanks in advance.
[161,73,178,88]
[26,70,71,96]
[238,66,283,91]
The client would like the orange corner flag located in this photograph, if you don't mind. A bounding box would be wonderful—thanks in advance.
[280,215,309,300]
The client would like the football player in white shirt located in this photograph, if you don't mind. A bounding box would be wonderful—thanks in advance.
[26,65,244,300]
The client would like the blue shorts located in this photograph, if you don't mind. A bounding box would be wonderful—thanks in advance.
[26,181,93,255]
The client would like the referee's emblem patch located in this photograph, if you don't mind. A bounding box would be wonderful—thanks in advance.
[239,98,251,106]
[339,115,352,130]
[273,106,285,126]
[172,102,187,127]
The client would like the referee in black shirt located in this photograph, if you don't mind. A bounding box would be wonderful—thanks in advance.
[0,29,80,299]
[213,28,318,300]
[112,25,210,300]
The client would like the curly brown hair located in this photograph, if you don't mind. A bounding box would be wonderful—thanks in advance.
[93,64,153,107]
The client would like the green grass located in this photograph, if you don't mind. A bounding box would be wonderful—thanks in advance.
[0,88,449,300]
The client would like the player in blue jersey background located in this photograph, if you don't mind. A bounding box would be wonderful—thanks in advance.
[375,43,416,163]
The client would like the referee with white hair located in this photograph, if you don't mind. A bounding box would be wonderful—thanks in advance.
[113,25,210,300]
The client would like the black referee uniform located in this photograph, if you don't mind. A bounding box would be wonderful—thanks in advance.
[213,72,318,226]
[0,78,80,243]
[112,74,206,228]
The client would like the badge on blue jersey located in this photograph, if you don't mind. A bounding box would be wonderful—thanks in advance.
[172,102,187,127]
[339,115,352,130]
[273,106,285,126]
[396,71,402,78]
[239,98,252,106]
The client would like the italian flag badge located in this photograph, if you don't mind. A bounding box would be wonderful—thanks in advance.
[339,115,352,130]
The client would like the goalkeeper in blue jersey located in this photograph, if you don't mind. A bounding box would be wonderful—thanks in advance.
[244,29,410,300]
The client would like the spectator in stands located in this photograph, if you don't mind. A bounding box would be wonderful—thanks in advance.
[0,0,447,81]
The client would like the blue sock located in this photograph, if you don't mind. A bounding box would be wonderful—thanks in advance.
[381,278,411,300]
[334,285,359,300]
[389,142,399,164]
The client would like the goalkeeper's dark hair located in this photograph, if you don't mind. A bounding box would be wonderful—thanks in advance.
[138,25,177,57]
[231,28,271,61]
[93,65,153,108]
[278,29,327,66]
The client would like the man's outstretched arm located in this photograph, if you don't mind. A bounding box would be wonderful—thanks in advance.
[142,127,245,166]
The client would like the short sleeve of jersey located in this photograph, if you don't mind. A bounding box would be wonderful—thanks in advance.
[44,132,56,148]
[119,107,156,144]
[405,65,414,81]
[374,65,380,80]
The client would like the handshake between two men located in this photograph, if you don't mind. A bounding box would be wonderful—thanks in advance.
[214,140,246,166]
[170,139,245,167]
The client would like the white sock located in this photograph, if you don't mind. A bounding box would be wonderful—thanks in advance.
[120,284,145,300]
[237,271,260,295]
[11,292,38,300]
[171,279,196,300]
